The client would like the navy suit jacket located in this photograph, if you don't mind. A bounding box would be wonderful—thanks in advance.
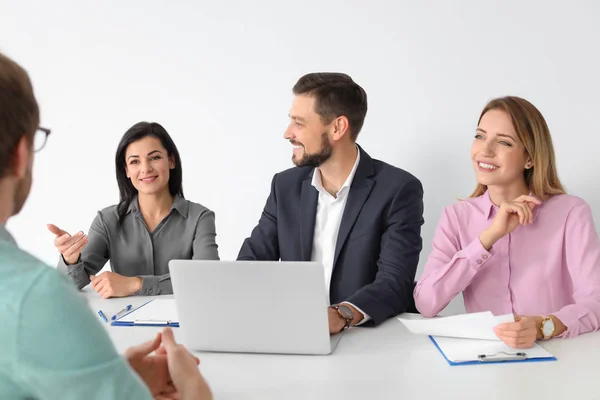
[237,145,424,325]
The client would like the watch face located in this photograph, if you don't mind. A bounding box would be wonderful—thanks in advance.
[338,305,354,320]
[542,319,555,337]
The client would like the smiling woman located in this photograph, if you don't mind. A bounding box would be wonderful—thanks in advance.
[49,122,220,298]
[414,96,600,348]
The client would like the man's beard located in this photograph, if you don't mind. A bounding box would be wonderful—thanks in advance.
[292,131,333,168]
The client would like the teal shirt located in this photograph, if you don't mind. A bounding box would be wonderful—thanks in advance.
[0,224,152,399]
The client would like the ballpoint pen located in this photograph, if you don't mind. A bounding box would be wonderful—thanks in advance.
[111,304,133,320]
[97,309,108,323]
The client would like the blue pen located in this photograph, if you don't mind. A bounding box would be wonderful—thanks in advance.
[111,305,133,321]
[97,310,108,323]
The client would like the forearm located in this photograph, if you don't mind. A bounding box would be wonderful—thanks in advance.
[345,276,415,325]
[478,228,501,251]
[237,239,261,260]
[237,229,280,261]
[181,380,213,400]
[415,238,492,317]
[238,175,280,261]
[192,211,220,261]
[556,202,600,338]
[137,274,172,296]
[57,256,91,290]
[550,300,600,338]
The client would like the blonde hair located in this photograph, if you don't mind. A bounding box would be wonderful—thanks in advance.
[469,96,565,200]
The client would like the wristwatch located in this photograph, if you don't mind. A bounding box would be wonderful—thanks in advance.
[540,316,555,339]
[330,304,354,330]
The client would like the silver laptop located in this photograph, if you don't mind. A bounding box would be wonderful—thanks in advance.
[168,260,344,355]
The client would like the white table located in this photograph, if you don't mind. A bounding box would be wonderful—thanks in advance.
[83,289,599,400]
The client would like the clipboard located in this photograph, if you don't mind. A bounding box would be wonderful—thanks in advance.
[429,336,557,366]
[111,299,180,327]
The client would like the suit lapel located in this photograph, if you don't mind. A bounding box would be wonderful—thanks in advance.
[300,175,318,261]
[333,147,375,268]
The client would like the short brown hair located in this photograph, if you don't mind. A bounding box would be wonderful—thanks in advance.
[470,96,565,200]
[0,52,39,178]
[293,72,367,140]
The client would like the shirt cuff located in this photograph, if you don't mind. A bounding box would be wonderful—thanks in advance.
[342,302,371,326]
[464,237,494,270]
[551,307,588,338]
[57,254,82,271]
[57,256,89,290]
[138,275,160,296]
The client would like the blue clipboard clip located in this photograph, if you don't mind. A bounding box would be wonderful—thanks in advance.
[477,351,527,362]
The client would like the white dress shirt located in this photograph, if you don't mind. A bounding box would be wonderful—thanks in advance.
[310,148,371,324]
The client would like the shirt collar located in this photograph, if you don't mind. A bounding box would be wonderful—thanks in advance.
[0,223,17,246]
[126,194,189,219]
[311,145,361,197]
[477,190,541,221]
[477,190,496,220]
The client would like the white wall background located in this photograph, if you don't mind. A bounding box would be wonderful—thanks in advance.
[2,0,599,315]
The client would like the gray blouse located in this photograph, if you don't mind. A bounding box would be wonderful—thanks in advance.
[57,195,219,295]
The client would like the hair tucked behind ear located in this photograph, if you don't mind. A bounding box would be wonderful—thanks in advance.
[470,96,565,200]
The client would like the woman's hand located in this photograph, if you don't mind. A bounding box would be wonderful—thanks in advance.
[48,224,88,264]
[494,316,541,349]
[90,272,142,298]
[479,195,542,250]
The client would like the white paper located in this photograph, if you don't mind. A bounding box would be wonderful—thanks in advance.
[118,299,179,323]
[432,336,554,363]
[397,311,514,340]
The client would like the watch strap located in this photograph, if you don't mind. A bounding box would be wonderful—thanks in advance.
[330,304,353,330]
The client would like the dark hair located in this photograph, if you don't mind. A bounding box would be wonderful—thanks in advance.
[0,52,40,179]
[292,72,368,140]
[116,122,184,225]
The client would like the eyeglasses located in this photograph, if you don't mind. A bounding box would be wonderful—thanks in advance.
[34,126,51,152]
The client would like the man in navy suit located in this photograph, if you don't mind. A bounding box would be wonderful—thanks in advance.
[238,72,424,334]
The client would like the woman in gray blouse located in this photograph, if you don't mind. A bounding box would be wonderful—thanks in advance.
[48,122,219,297]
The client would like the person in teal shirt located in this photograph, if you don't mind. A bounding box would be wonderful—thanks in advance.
[0,53,212,400]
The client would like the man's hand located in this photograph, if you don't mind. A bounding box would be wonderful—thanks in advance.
[90,271,142,299]
[125,333,177,398]
[155,327,213,400]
